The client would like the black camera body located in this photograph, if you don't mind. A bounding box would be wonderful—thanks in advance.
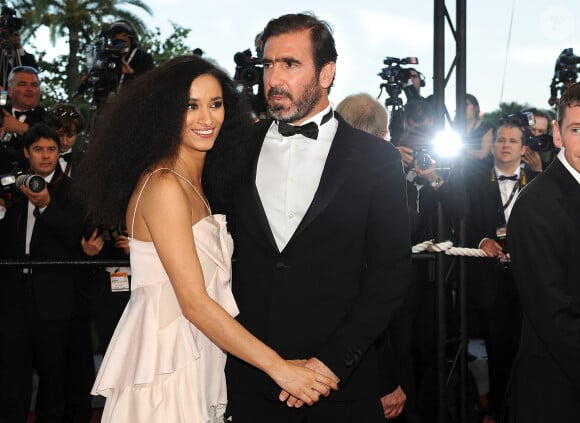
[555,48,580,84]
[0,171,46,207]
[76,33,129,104]
[378,56,421,102]
[413,148,434,171]
[499,112,554,152]
[0,6,23,40]
[233,48,266,118]
[234,49,263,88]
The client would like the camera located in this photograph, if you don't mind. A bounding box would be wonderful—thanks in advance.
[549,48,580,106]
[0,172,46,207]
[74,31,129,104]
[413,148,435,171]
[499,112,554,152]
[378,56,421,102]
[233,48,266,118]
[0,6,23,40]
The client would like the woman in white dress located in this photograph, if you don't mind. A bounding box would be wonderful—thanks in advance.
[76,55,337,423]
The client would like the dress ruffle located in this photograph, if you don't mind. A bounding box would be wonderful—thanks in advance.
[92,215,237,423]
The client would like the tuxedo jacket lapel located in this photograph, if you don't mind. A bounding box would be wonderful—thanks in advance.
[293,119,357,240]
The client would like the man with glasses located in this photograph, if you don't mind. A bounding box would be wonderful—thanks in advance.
[0,65,46,173]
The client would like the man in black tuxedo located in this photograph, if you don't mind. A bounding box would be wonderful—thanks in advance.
[506,83,580,421]
[225,13,412,423]
[0,123,85,422]
[0,65,46,173]
[464,122,539,420]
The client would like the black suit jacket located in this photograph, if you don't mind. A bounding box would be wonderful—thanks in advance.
[226,115,412,401]
[507,159,580,420]
[0,170,85,321]
[464,168,538,308]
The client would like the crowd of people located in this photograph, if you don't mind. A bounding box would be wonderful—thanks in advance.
[0,11,578,423]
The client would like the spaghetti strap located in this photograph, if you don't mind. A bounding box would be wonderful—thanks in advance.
[130,168,211,238]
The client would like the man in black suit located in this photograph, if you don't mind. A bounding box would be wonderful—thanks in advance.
[464,122,540,421]
[506,83,580,421]
[0,65,46,173]
[0,123,85,422]
[225,13,412,423]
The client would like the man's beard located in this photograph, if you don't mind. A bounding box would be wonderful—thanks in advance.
[267,76,322,123]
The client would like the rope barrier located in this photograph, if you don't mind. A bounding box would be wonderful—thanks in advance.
[411,240,488,257]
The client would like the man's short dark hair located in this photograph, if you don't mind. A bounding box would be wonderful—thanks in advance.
[557,82,580,125]
[261,12,337,87]
[24,123,60,149]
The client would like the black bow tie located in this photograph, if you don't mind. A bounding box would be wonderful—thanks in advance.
[14,110,29,119]
[278,121,319,139]
[60,152,72,163]
[498,174,518,181]
[277,110,334,140]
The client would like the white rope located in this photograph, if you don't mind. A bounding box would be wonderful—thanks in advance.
[411,240,488,257]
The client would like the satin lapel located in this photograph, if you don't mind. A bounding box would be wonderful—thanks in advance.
[238,120,279,251]
[551,160,580,233]
[292,119,358,239]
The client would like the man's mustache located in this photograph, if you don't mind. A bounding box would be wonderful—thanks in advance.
[267,88,293,101]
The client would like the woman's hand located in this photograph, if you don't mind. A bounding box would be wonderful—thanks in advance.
[271,359,339,407]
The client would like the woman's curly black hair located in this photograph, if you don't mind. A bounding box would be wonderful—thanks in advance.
[75,55,255,227]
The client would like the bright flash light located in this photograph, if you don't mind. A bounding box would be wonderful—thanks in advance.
[433,129,462,158]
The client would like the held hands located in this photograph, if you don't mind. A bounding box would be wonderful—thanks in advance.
[277,357,340,408]
[272,358,339,408]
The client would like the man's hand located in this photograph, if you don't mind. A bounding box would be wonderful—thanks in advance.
[114,232,130,256]
[279,357,340,407]
[398,146,414,167]
[521,146,542,172]
[381,385,406,419]
[2,109,28,135]
[480,238,507,259]
[81,229,105,256]
[20,184,49,209]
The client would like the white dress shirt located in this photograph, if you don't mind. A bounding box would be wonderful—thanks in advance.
[495,166,521,224]
[256,105,337,251]
[558,148,580,185]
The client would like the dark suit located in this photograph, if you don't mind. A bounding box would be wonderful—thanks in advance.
[464,167,538,417]
[507,159,580,422]
[226,115,412,422]
[0,168,85,422]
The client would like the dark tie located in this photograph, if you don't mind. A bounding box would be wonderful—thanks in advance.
[33,206,40,218]
[14,110,28,119]
[278,121,319,139]
[498,174,518,181]
[277,109,334,140]
[60,152,72,164]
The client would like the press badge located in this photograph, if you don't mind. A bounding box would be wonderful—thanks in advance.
[110,271,130,292]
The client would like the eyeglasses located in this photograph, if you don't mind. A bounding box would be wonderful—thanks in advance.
[50,105,81,118]
[8,65,39,76]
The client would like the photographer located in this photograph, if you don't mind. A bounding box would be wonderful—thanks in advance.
[0,65,46,173]
[463,121,540,421]
[107,19,154,92]
[0,123,85,422]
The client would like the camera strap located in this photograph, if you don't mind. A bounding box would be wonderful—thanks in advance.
[117,48,138,93]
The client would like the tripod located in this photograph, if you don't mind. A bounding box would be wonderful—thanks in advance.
[0,40,21,88]
[380,81,406,144]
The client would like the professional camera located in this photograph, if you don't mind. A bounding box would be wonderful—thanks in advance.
[413,148,435,171]
[499,112,554,152]
[378,57,422,103]
[549,48,580,106]
[378,56,422,144]
[233,48,266,118]
[0,172,45,207]
[0,6,23,40]
[75,31,129,104]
